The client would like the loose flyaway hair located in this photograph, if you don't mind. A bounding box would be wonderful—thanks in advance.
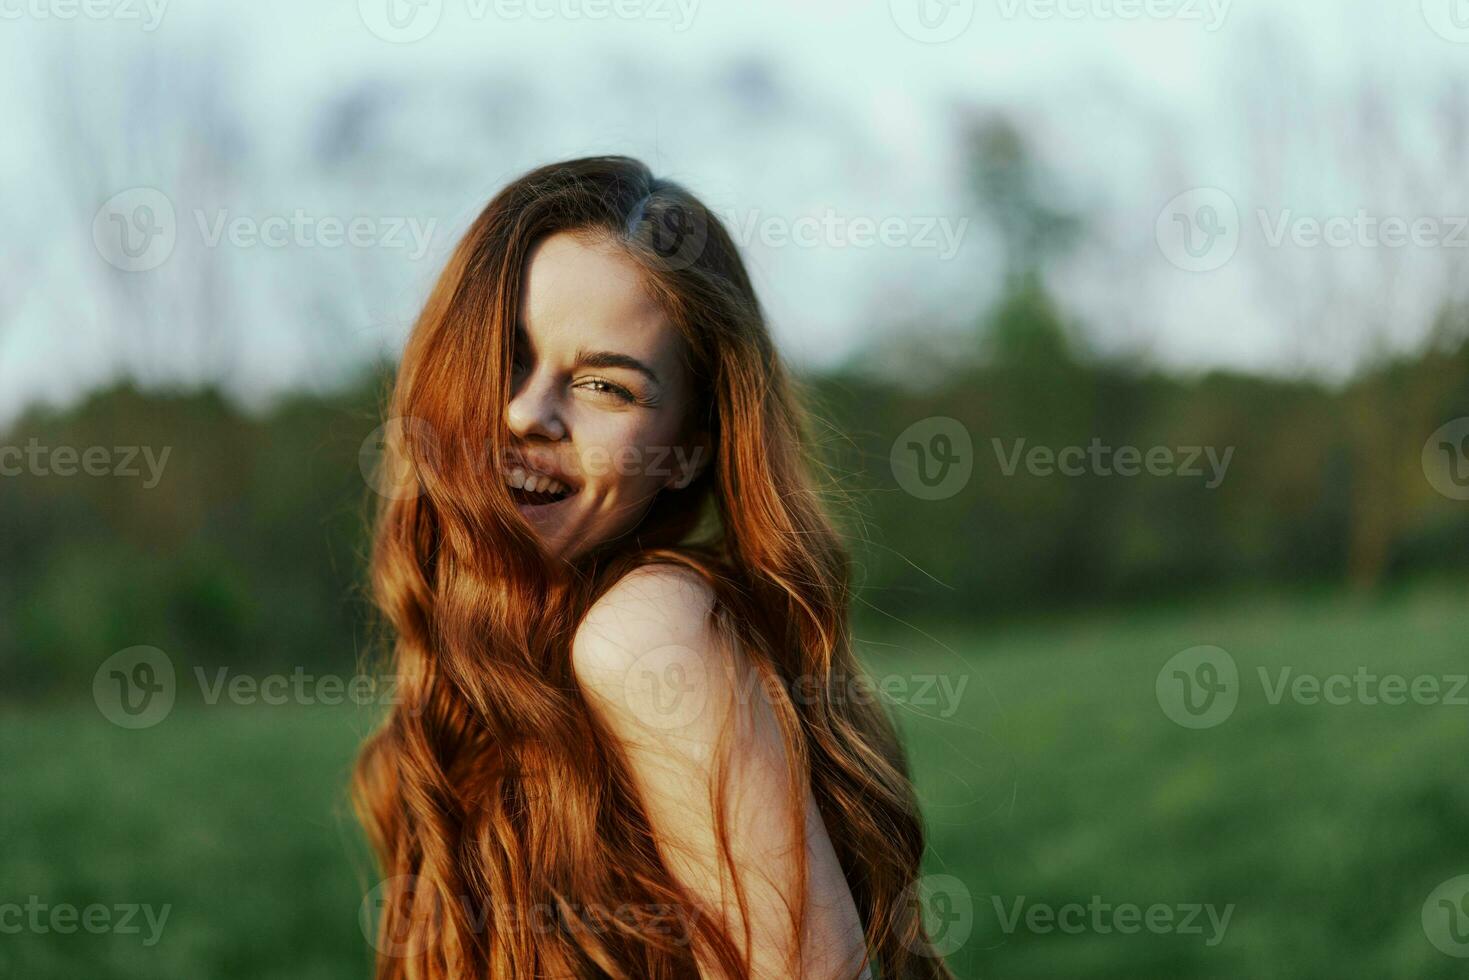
[353,156,954,978]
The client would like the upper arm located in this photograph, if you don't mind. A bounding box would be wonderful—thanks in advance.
[572,565,869,980]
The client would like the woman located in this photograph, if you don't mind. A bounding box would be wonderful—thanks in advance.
[353,156,953,979]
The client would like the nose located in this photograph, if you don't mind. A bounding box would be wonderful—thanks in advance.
[506,372,567,442]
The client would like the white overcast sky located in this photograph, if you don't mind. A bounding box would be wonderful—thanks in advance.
[2,0,1467,424]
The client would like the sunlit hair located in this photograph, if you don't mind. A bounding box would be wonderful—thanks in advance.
[352,156,953,978]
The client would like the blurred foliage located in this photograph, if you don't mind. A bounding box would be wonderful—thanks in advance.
[0,381,385,697]
[816,287,1469,623]
[3,302,1468,697]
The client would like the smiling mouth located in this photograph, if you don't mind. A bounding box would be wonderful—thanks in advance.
[504,466,577,507]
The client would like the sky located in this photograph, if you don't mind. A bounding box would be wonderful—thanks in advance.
[2,0,1468,424]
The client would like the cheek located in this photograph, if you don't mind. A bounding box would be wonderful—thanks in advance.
[570,413,684,497]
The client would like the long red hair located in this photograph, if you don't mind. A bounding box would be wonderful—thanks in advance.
[353,156,953,978]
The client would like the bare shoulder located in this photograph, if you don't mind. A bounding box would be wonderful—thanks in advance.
[574,563,716,663]
[573,566,868,978]
[572,563,751,747]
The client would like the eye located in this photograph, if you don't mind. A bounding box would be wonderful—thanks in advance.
[510,352,535,392]
[510,328,532,376]
[575,377,637,403]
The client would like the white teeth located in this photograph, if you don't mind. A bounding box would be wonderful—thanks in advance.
[505,466,572,498]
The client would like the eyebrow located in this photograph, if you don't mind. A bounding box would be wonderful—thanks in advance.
[514,321,664,387]
[573,347,662,386]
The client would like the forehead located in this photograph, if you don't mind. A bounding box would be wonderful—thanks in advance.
[519,231,681,368]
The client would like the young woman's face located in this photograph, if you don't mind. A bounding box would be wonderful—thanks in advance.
[504,230,705,560]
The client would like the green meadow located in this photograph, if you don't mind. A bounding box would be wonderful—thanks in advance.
[4,581,1467,979]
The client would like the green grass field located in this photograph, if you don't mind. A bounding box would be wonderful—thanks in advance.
[5,582,1468,978]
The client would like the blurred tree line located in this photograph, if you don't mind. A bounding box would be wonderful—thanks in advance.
[3,302,1467,697]
[815,295,1469,622]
